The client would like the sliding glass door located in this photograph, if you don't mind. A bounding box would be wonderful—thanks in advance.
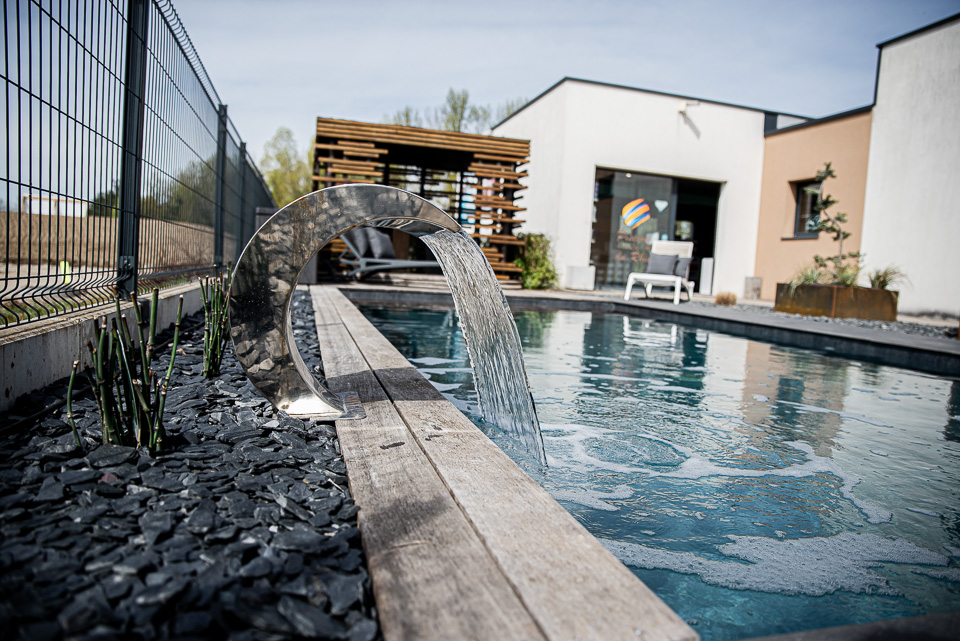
[592,169,676,288]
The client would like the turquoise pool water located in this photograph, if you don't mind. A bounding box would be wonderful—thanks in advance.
[358,305,960,641]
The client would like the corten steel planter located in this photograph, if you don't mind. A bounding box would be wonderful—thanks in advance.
[774,283,899,321]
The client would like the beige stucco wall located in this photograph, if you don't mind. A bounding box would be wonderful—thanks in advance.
[753,111,872,300]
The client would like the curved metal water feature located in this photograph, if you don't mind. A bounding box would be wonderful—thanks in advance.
[229,184,459,418]
[229,184,546,463]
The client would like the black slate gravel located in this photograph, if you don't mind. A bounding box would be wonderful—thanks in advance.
[0,289,381,641]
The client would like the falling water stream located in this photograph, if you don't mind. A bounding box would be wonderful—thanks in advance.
[422,230,547,465]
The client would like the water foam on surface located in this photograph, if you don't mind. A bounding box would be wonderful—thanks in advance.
[649,441,893,524]
[550,484,633,511]
[915,568,960,583]
[600,533,948,596]
[546,424,892,524]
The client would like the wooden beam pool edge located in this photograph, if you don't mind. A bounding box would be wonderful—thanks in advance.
[310,287,546,641]
[311,285,698,641]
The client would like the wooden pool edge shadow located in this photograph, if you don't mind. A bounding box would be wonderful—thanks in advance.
[309,285,698,641]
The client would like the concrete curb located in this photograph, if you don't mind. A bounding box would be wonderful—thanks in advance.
[0,283,203,413]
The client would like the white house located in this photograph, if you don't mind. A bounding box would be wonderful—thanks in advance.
[495,13,960,318]
[493,78,805,295]
[860,15,960,316]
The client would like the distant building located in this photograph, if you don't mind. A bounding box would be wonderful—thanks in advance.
[494,12,960,317]
[493,77,806,294]
[20,194,87,218]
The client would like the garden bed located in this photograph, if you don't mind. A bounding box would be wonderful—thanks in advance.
[0,290,380,641]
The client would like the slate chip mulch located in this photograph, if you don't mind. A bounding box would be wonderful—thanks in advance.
[0,290,381,641]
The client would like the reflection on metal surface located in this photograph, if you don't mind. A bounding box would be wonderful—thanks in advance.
[228,184,460,418]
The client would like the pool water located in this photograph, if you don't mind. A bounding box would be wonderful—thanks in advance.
[358,305,960,641]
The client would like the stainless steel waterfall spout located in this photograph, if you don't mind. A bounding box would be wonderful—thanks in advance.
[229,184,461,418]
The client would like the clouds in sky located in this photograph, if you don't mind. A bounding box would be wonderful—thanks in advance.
[172,0,960,161]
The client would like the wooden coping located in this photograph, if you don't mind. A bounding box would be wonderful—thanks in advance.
[310,285,698,641]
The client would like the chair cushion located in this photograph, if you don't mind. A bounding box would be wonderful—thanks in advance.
[364,227,397,259]
[674,256,693,279]
[343,228,370,257]
[646,252,678,275]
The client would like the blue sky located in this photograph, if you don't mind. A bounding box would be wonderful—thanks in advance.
[174,0,960,164]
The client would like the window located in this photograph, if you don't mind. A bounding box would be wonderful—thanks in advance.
[793,180,821,237]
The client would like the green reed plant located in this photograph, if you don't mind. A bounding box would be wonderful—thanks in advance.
[67,289,183,452]
[200,270,231,378]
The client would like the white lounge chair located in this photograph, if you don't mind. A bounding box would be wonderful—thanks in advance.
[338,227,442,279]
[623,240,696,305]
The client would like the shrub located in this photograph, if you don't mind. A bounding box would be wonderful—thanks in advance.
[714,292,737,306]
[868,266,907,290]
[789,265,826,294]
[515,233,558,290]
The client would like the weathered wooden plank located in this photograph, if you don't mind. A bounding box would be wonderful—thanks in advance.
[326,166,384,177]
[310,287,546,641]
[470,233,525,245]
[472,152,530,163]
[315,142,388,154]
[484,263,523,273]
[474,202,527,212]
[312,175,377,184]
[469,168,529,180]
[326,288,698,641]
[471,181,526,191]
[316,157,382,170]
[316,118,530,156]
[337,140,376,148]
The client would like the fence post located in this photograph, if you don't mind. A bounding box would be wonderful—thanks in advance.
[236,142,247,259]
[117,0,150,297]
[214,104,228,270]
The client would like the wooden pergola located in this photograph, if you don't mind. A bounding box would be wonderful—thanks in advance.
[312,117,530,281]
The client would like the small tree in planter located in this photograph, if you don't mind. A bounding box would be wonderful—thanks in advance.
[793,162,862,288]
[775,162,899,321]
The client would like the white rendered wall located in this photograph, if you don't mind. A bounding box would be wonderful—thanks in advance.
[860,19,960,316]
[495,80,767,296]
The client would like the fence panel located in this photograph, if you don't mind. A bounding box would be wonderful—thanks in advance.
[0,0,275,327]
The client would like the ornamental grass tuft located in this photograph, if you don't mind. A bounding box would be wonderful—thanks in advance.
[200,270,231,378]
[67,289,183,452]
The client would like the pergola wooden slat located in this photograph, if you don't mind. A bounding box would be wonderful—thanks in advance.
[313,117,531,282]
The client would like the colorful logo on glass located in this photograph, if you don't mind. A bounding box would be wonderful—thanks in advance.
[621,198,651,229]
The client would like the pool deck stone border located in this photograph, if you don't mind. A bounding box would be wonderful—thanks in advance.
[339,284,960,377]
[311,285,698,641]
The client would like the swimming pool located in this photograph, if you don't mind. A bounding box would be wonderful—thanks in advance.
[358,304,960,641]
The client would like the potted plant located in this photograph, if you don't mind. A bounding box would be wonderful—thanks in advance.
[774,163,902,321]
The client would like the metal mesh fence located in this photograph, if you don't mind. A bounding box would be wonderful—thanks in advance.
[0,0,275,327]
